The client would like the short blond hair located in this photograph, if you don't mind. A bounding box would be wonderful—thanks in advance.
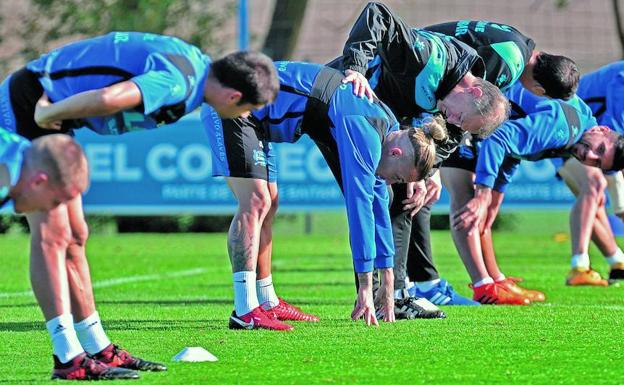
[25,134,89,193]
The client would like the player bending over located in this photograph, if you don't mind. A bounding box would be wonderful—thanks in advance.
[4,31,278,380]
[203,61,446,329]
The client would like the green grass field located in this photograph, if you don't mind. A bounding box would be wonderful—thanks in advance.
[0,212,622,384]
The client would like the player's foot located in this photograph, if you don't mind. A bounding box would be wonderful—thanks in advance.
[391,291,447,319]
[608,262,624,284]
[92,344,167,372]
[228,307,293,331]
[264,298,320,322]
[497,278,546,302]
[409,279,480,306]
[472,283,530,305]
[566,267,608,286]
[51,353,139,380]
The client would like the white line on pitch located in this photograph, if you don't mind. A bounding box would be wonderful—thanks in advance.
[0,268,207,299]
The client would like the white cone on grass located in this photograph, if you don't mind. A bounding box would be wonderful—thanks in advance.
[173,347,218,362]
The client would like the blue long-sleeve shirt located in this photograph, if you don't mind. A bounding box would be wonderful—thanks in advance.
[201,61,396,273]
[476,83,597,192]
[577,61,624,134]
[26,31,211,135]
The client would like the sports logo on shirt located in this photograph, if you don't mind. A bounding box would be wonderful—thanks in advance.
[252,149,267,167]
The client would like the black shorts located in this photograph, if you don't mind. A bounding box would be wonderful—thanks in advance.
[441,144,477,172]
[9,67,74,140]
[204,114,276,182]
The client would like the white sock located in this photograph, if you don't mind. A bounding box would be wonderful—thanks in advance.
[394,289,405,299]
[257,275,279,309]
[414,278,441,292]
[571,253,590,270]
[46,314,84,363]
[473,277,495,288]
[233,271,259,316]
[605,248,624,266]
[493,274,506,282]
[74,312,112,355]
[406,281,415,290]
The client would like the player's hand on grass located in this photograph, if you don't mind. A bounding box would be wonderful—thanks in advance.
[352,272,379,327]
[423,170,442,207]
[453,186,492,235]
[403,181,426,216]
[34,93,63,130]
[374,268,395,323]
[342,69,375,102]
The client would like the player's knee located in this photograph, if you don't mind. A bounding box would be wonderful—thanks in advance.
[584,174,607,198]
[38,225,72,252]
[70,220,89,247]
[243,190,273,219]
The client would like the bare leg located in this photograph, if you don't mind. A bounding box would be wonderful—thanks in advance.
[480,229,505,281]
[256,182,279,280]
[558,158,607,256]
[441,167,490,283]
[225,177,272,273]
[592,205,618,256]
[63,195,96,322]
[26,203,73,321]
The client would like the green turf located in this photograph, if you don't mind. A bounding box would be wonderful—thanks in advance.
[0,212,622,384]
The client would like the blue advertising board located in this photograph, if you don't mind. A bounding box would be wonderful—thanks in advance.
[70,114,575,214]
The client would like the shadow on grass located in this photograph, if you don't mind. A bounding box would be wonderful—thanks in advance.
[0,319,228,333]
[273,267,353,273]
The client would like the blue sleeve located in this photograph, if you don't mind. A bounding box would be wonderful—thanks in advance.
[131,53,188,115]
[604,72,624,133]
[333,114,391,273]
[475,104,564,188]
[372,179,394,269]
[493,156,521,192]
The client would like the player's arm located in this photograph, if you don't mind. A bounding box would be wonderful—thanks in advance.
[453,124,518,233]
[334,114,392,326]
[34,80,143,128]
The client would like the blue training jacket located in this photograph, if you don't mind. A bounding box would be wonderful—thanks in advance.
[26,32,211,135]
[576,61,624,134]
[0,129,30,208]
[475,82,597,192]
[202,61,397,273]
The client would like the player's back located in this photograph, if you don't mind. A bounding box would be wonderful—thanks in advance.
[252,61,323,143]
[577,61,624,132]
[27,32,208,102]
[425,20,534,90]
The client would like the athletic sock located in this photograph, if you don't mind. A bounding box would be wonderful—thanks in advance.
[605,248,624,267]
[394,289,405,299]
[414,278,441,292]
[257,275,279,309]
[473,277,495,288]
[233,271,259,316]
[46,314,84,364]
[571,253,590,270]
[74,312,112,355]
[493,274,506,282]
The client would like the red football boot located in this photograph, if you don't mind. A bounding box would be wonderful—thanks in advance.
[228,306,294,331]
[264,298,320,322]
[472,282,530,305]
[92,344,167,372]
[51,353,139,380]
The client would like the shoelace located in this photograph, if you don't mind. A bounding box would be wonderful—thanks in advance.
[111,345,132,363]
[81,357,109,374]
